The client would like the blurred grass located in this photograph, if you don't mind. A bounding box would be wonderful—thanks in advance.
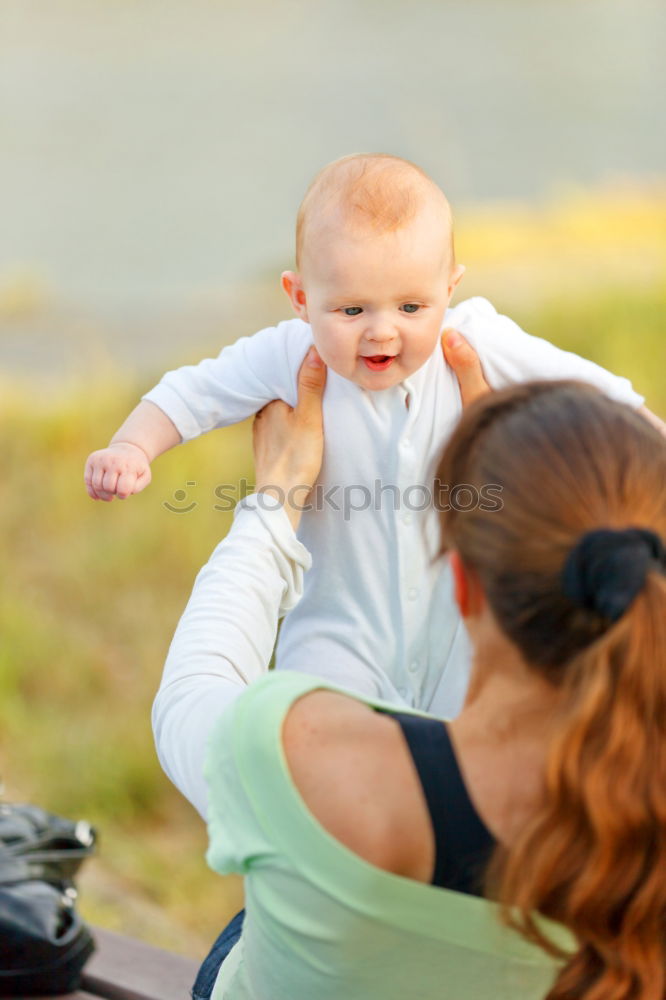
[0,186,664,954]
[0,390,251,952]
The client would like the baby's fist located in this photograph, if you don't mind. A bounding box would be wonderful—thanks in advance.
[84,442,152,501]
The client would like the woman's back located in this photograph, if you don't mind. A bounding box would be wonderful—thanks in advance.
[205,671,573,1000]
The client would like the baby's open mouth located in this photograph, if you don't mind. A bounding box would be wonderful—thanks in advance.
[362,355,396,372]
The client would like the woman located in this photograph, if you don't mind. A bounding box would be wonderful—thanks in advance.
[153,343,666,1000]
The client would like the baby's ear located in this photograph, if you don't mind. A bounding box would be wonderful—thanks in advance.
[281,271,308,320]
[448,264,466,297]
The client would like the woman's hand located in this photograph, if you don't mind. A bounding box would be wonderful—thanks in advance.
[253,346,327,531]
[441,328,490,406]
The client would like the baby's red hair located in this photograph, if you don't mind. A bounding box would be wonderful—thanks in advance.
[295,153,453,269]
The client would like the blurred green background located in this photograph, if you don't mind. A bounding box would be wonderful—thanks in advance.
[1,0,664,958]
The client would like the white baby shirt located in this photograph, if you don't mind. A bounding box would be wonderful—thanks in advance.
[144,297,643,718]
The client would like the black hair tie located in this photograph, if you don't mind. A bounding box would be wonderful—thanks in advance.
[562,528,666,623]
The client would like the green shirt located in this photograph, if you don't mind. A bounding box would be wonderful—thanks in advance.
[205,671,575,1000]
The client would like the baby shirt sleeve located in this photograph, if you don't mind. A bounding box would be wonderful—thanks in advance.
[142,319,314,442]
[449,298,644,407]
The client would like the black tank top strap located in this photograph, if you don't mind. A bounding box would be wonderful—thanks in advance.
[382,710,496,896]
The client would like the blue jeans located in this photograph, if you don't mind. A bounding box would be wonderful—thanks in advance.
[192,909,245,1000]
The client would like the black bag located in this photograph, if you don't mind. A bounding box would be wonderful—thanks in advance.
[0,803,97,996]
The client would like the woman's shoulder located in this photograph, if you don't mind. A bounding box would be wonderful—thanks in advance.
[208,674,433,880]
[282,690,433,880]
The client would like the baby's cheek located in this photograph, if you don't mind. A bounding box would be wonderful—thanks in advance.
[312,332,354,376]
[411,327,443,365]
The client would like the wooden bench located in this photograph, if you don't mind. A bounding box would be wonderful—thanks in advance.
[25,926,200,1000]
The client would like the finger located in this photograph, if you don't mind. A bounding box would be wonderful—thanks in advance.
[135,466,152,492]
[252,402,284,447]
[91,464,108,496]
[87,477,114,501]
[84,460,99,500]
[255,400,288,423]
[116,470,137,499]
[441,328,490,407]
[296,347,327,417]
[102,469,120,496]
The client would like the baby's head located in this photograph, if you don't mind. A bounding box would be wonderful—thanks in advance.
[282,154,464,390]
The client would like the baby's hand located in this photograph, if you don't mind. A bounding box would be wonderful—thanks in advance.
[84,442,152,501]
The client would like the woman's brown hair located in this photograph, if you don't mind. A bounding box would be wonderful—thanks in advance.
[437,381,666,1000]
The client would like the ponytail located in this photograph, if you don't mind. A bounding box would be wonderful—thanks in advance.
[496,572,666,1000]
[436,381,666,1000]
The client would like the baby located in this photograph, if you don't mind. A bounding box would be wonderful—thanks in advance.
[85,154,648,717]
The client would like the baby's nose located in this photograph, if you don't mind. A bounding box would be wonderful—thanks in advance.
[366,321,395,343]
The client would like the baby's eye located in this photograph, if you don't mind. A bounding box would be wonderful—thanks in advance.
[342,307,363,316]
[402,303,421,314]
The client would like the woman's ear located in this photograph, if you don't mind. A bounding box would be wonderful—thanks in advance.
[449,550,484,618]
[281,271,309,321]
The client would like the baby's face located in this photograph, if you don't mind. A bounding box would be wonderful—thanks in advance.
[286,211,462,391]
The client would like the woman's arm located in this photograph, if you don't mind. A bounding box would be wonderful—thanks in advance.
[152,348,327,818]
[152,499,312,818]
